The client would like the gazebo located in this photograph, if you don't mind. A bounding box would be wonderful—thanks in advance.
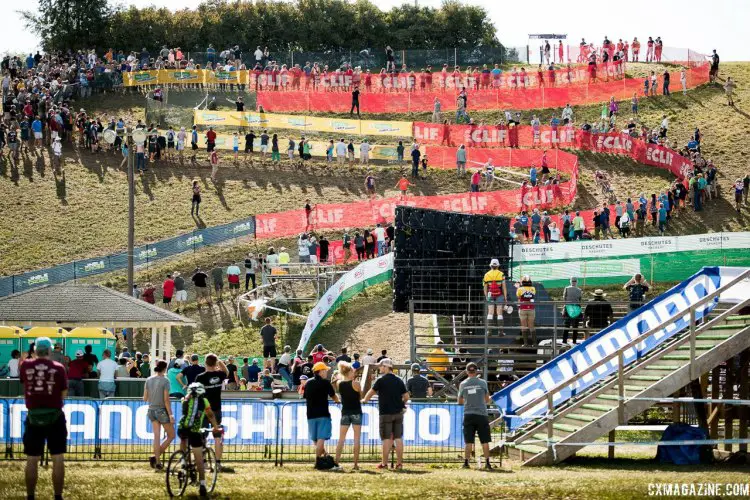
[0,284,196,363]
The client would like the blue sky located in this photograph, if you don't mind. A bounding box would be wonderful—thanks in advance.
[1,0,748,60]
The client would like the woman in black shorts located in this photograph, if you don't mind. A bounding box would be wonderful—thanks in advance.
[333,361,362,470]
[191,180,201,216]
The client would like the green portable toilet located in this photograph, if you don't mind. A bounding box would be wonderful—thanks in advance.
[66,328,117,361]
[0,326,22,373]
[20,327,67,354]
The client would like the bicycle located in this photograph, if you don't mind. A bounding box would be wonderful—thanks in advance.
[165,428,218,497]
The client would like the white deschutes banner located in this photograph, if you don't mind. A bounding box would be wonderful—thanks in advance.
[513,259,641,282]
[296,253,394,352]
[512,232,750,263]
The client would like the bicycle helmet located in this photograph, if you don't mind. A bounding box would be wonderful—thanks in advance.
[188,382,206,396]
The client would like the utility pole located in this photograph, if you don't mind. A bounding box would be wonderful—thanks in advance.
[126,135,135,353]
[104,127,147,354]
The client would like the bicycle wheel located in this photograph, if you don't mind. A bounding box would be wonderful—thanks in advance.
[166,449,189,497]
[203,447,219,494]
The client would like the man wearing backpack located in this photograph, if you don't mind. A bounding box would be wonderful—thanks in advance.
[561,277,583,345]
[624,273,650,311]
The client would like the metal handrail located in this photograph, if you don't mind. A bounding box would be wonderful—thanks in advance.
[511,268,750,419]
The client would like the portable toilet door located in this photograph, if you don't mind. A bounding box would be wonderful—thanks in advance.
[66,328,117,362]
[0,326,22,374]
[20,327,67,355]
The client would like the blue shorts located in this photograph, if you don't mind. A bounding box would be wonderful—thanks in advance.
[488,295,504,305]
[308,417,332,442]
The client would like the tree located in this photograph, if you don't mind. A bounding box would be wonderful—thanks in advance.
[21,0,112,52]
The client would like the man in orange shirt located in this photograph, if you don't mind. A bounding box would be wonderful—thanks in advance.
[395,175,411,200]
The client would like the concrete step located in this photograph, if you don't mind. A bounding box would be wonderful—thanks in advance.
[628,375,664,382]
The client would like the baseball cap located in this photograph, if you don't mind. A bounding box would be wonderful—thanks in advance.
[490,258,500,267]
[35,337,52,351]
[75,350,84,358]
[173,359,183,368]
[312,361,329,373]
[410,363,421,371]
[252,359,259,364]
[366,349,374,355]
[299,375,309,381]
[378,358,393,367]
[466,362,478,373]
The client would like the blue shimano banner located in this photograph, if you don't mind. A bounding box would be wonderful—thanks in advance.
[493,266,723,430]
[1,399,463,447]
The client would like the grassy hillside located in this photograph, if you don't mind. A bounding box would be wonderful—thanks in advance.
[1,64,747,278]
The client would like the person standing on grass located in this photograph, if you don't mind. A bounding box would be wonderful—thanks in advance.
[177,127,186,161]
[333,361,362,470]
[190,125,199,162]
[350,86,360,117]
[396,174,412,200]
[244,253,258,291]
[211,263,224,302]
[365,172,376,199]
[206,126,216,153]
[173,272,187,313]
[680,69,687,95]
[144,360,174,470]
[191,267,212,309]
[227,262,241,297]
[260,317,278,368]
[658,202,668,234]
[459,362,493,470]
[336,138,347,164]
[20,337,68,500]
[724,77,736,107]
[456,144,467,175]
[195,353,233,473]
[210,149,219,182]
[245,129,256,155]
[361,358,409,470]
[411,145,421,179]
[304,361,341,470]
[662,70,670,96]
[162,274,175,310]
[260,130,269,158]
[734,178,744,213]
[742,173,749,205]
[271,133,280,162]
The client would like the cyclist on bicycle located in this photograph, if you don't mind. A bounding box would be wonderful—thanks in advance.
[178,382,222,498]
[194,353,233,473]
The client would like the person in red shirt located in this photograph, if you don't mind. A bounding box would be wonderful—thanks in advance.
[142,283,156,304]
[206,126,217,152]
[19,337,68,500]
[396,175,412,200]
[67,349,91,396]
[537,65,545,87]
[558,40,564,63]
[162,274,175,310]
[470,169,481,194]
[311,344,328,364]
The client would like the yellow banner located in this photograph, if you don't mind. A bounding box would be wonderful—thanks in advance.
[193,110,413,138]
[123,70,250,86]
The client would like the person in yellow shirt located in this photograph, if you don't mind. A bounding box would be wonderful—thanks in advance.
[278,246,290,265]
[483,259,508,323]
[515,275,537,346]
[426,340,451,378]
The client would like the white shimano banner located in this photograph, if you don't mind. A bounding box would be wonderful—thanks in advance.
[512,232,750,263]
[493,266,741,430]
[296,253,394,352]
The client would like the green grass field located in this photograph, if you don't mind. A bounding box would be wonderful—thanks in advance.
[0,458,748,499]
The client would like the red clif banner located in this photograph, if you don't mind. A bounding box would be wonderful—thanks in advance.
[414,122,577,149]
[257,65,709,113]
[250,63,625,92]
[419,126,691,183]
[255,180,574,240]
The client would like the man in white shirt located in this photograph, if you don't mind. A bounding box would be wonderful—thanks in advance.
[97,349,119,398]
[335,138,347,164]
[562,104,574,124]
[254,46,264,63]
[360,140,370,164]
[661,115,669,132]
[374,223,386,256]
[8,349,20,377]
[361,349,377,365]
